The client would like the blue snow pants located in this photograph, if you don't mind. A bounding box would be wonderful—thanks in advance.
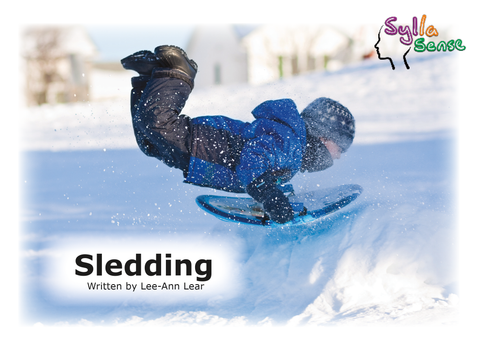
[130,74,192,177]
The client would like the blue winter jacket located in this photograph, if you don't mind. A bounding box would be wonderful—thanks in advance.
[184,99,307,193]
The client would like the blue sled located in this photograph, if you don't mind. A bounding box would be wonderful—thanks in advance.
[196,184,363,227]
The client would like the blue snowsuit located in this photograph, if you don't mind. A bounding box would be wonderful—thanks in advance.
[131,76,307,194]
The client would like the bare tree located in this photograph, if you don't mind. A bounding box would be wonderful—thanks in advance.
[257,28,287,79]
[298,25,324,73]
[256,25,355,80]
[23,27,65,105]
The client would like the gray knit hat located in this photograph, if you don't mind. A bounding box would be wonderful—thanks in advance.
[301,97,355,153]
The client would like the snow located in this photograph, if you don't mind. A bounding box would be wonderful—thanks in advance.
[20,53,458,327]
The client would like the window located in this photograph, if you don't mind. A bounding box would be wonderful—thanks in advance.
[214,63,221,85]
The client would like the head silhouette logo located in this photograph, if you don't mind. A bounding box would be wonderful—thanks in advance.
[374,15,466,70]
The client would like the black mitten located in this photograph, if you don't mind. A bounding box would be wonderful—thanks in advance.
[262,191,295,224]
[246,173,294,224]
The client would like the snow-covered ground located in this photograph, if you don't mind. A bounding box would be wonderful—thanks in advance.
[20,53,458,326]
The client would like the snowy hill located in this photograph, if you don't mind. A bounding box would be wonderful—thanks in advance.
[20,53,458,326]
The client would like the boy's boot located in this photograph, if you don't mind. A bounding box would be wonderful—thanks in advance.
[152,45,198,89]
[121,50,159,76]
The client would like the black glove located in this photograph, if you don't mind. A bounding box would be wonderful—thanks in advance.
[246,172,294,224]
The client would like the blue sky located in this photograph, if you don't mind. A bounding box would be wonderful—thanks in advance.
[85,24,195,62]
[84,24,260,62]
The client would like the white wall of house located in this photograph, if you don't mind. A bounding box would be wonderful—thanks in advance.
[187,25,248,88]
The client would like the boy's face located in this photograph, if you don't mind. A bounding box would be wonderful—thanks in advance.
[321,138,342,160]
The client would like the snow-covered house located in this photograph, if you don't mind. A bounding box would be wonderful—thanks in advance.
[21,25,98,106]
[186,25,250,88]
